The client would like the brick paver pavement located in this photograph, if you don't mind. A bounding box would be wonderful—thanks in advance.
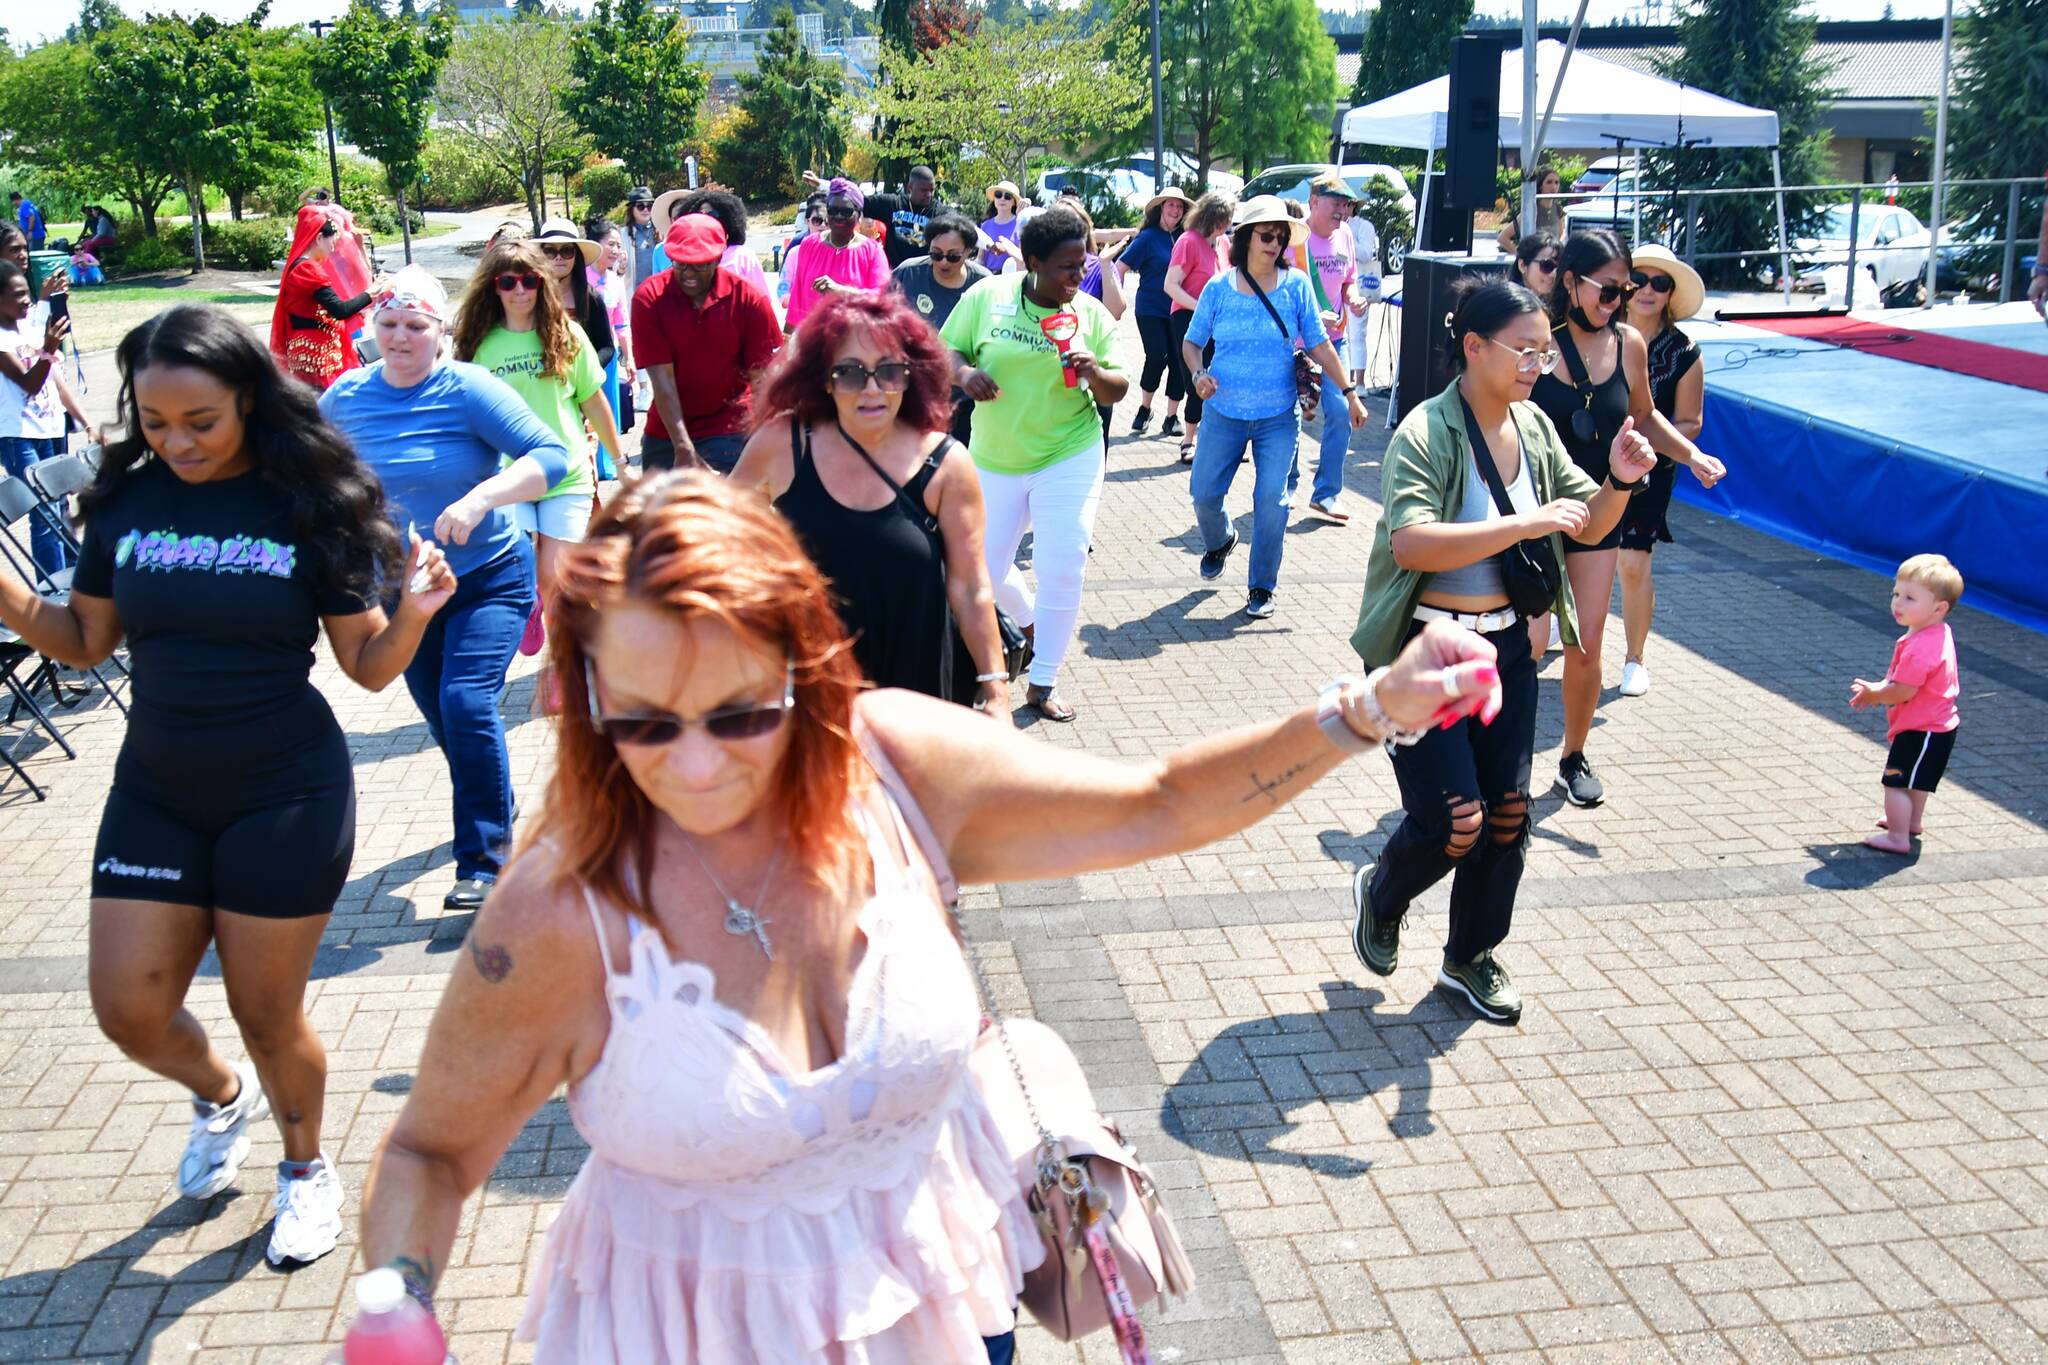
[2,317,2045,1363]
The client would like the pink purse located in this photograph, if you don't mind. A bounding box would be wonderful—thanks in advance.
[862,740,1196,1363]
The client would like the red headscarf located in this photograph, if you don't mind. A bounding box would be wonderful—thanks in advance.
[270,206,340,362]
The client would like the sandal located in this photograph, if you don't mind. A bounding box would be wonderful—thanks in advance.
[1178,441,1195,465]
[1025,685,1075,723]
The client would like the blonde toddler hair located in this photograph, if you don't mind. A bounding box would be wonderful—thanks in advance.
[1897,553,1964,606]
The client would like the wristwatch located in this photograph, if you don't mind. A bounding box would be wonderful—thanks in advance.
[1606,471,1647,492]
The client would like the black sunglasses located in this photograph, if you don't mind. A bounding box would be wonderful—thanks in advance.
[585,659,795,746]
[929,249,967,264]
[494,272,542,293]
[1630,271,1674,294]
[1587,279,1639,306]
[1527,256,1558,274]
[825,205,858,220]
[1252,227,1287,245]
[539,243,581,259]
[992,191,1016,201]
[829,360,914,392]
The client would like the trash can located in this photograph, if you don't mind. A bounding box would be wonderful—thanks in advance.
[27,250,69,298]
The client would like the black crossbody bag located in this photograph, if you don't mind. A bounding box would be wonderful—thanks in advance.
[1457,396,1559,620]
[1241,269,1321,418]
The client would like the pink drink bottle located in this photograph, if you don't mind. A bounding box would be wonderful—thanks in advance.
[342,1268,446,1365]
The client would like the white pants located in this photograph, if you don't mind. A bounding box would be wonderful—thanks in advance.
[978,441,1105,690]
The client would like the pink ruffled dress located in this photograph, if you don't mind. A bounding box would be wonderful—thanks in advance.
[517,794,1039,1363]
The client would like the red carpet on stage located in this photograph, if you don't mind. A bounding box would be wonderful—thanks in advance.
[1743,314,2048,394]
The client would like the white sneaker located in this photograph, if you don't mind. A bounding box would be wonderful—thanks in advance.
[177,1060,269,1199]
[1619,660,1651,697]
[267,1156,344,1266]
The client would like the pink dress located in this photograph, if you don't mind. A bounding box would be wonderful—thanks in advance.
[783,233,891,331]
[517,792,1037,1364]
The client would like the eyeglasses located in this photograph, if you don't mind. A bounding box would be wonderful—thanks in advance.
[1630,271,1674,295]
[828,360,914,392]
[1586,279,1640,306]
[1486,337,1562,374]
[1252,227,1287,245]
[825,205,858,220]
[539,243,581,259]
[929,249,967,264]
[495,272,542,293]
[1527,257,1558,275]
[585,659,795,746]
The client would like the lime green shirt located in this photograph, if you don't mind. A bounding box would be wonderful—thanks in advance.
[1350,381,1603,668]
[471,325,601,500]
[939,275,1121,475]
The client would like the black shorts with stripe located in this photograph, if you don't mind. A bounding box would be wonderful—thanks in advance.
[1883,728,1957,793]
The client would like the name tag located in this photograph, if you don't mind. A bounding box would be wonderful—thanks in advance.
[991,297,1017,317]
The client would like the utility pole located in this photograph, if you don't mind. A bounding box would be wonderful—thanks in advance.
[1921,0,1952,308]
[1150,0,1165,193]
[309,20,343,204]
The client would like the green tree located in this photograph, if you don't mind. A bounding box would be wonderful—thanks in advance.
[0,36,179,237]
[1647,0,1835,285]
[564,0,708,182]
[212,27,323,223]
[437,15,584,229]
[1350,0,1474,109]
[1940,0,2048,279]
[1222,0,1339,173]
[711,8,849,199]
[91,10,266,269]
[872,8,1145,184]
[313,0,455,262]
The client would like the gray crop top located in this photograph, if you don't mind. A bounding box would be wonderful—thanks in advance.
[1426,438,1540,600]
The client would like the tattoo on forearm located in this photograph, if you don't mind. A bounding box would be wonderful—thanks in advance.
[386,1254,437,1314]
[469,938,512,983]
[1243,759,1314,805]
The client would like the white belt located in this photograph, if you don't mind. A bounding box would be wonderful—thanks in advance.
[1415,603,1521,634]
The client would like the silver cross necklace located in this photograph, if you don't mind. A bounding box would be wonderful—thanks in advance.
[680,836,783,960]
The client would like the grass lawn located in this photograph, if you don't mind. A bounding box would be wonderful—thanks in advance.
[64,275,274,353]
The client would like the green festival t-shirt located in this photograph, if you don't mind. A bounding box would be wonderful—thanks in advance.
[938,275,1121,475]
[470,324,602,499]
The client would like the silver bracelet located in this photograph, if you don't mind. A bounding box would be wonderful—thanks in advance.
[975,671,1008,684]
[1361,667,1427,748]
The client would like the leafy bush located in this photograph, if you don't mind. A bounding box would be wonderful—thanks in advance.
[576,162,633,219]
[1360,175,1412,260]
[704,108,788,204]
[115,233,189,275]
[417,130,525,210]
[174,219,291,271]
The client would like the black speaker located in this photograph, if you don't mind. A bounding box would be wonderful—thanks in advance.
[1395,251,1509,422]
[1444,35,1505,211]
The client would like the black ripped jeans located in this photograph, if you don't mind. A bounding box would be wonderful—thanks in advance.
[1367,618,1538,964]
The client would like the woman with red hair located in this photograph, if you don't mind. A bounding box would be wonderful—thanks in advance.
[355,469,1504,1361]
[732,290,1010,717]
[269,205,380,390]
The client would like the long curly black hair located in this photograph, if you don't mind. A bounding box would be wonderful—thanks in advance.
[79,304,403,603]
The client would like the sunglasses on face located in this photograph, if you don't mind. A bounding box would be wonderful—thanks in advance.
[631,202,652,211]
[539,244,580,259]
[829,360,914,392]
[1487,337,1562,375]
[929,249,967,264]
[1252,227,1286,245]
[992,191,1015,202]
[1586,278,1639,306]
[825,205,858,220]
[495,272,542,293]
[1630,271,1674,295]
[808,213,828,226]
[585,659,795,746]
[1528,256,1558,274]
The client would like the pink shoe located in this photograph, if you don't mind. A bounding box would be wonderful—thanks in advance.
[517,601,545,657]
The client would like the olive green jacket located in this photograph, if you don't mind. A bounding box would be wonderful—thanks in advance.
[1350,380,1603,668]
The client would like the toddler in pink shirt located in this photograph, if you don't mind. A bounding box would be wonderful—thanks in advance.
[1850,553,1962,853]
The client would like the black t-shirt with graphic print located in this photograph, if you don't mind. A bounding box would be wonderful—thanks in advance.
[74,460,371,723]
[865,191,952,268]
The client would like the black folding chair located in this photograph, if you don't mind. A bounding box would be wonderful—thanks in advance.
[27,454,133,712]
[0,622,53,800]
[0,475,125,728]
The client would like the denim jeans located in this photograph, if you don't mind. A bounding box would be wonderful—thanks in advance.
[1190,408,1298,594]
[640,432,744,475]
[1287,371,1350,506]
[0,436,77,581]
[401,539,534,883]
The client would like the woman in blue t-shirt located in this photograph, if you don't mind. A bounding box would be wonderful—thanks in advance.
[0,304,459,1269]
[1114,187,1190,438]
[320,268,572,914]
[1183,196,1364,620]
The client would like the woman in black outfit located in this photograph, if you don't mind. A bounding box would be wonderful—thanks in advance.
[0,306,455,1267]
[730,290,1011,718]
[1528,230,1725,809]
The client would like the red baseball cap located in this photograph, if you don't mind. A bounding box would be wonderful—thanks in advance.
[665,213,727,266]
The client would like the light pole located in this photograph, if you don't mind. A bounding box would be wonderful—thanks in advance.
[309,19,343,204]
[1150,0,1164,193]
[1921,0,1952,308]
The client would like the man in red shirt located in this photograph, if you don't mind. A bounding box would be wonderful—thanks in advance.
[632,214,781,473]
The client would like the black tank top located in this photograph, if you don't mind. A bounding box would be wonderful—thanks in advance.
[775,423,950,699]
[1530,324,1632,483]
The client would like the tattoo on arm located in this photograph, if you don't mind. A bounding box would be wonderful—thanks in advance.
[469,937,512,983]
[386,1254,438,1314]
[1242,759,1314,806]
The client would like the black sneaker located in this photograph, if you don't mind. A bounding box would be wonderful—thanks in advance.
[1160,414,1182,438]
[1555,751,1605,807]
[1199,530,1238,581]
[1438,951,1523,1023]
[1244,588,1275,619]
[1351,864,1401,977]
[1130,406,1152,434]
[443,878,492,911]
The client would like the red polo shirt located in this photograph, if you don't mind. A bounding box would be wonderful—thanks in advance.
[631,266,782,443]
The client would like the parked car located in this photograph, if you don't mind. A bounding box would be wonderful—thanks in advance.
[1239,162,1417,268]
[1561,172,1647,235]
[1109,152,1242,198]
[1569,155,1637,201]
[1032,166,1153,211]
[1794,203,1932,307]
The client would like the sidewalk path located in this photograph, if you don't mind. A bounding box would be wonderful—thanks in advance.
[4,315,2047,1363]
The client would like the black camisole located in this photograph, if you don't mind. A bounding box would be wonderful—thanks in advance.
[1530,323,1632,484]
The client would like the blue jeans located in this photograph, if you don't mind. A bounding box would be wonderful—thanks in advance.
[0,436,77,581]
[402,540,534,883]
[1191,408,1298,594]
[1286,372,1350,506]
[640,432,744,475]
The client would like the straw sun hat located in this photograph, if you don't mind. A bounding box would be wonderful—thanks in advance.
[1628,244,1704,321]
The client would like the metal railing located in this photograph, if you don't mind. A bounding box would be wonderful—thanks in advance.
[1527,175,2044,309]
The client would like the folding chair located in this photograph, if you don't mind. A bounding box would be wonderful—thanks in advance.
[0,475,124,733]
[27,454,133,713]
[0,623,52,800]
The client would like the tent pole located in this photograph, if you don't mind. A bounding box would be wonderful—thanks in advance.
[1772,147,1791,305]
[1418,148,1434,253]
[1534,0,1591,161]
[1520,0,1538,234]
[1922,0,1953,309]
